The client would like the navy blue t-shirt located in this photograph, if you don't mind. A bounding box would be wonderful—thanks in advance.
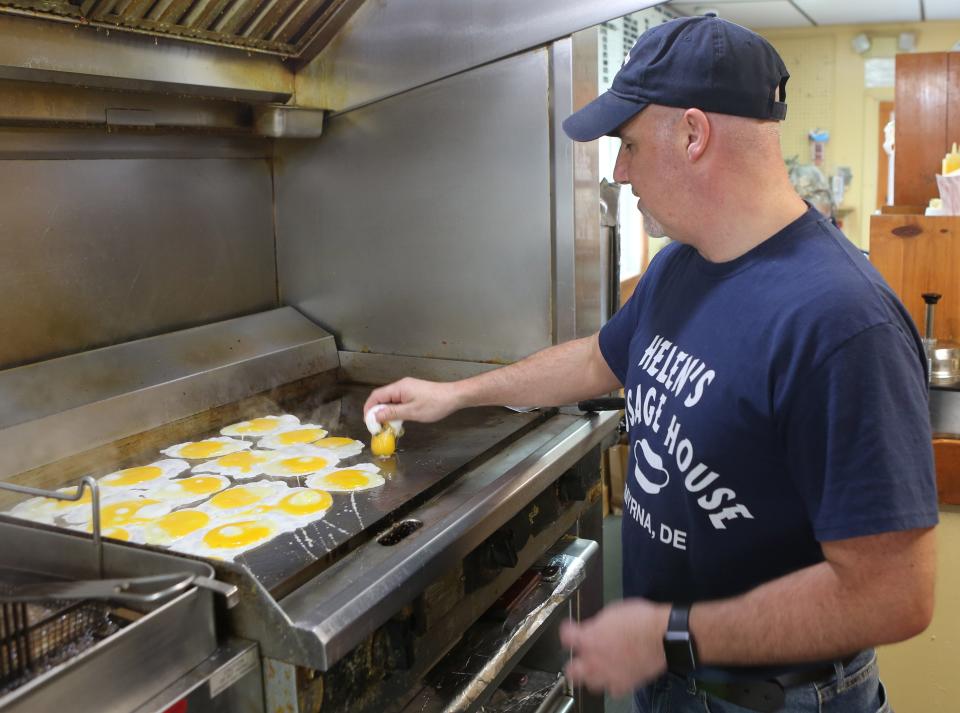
[600,208,938,606]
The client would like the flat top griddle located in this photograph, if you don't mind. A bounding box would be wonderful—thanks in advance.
[158,383,546,594]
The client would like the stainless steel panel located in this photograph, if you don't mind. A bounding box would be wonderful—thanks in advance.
[931,385,960,437]
[276,50,555,363]
[0,151,276,369]
[0,80,254,130]
[551,38,577,345]
[0,128,270,159]
[0,308,338,479]
[130,640,264,713]
[0,14,292,101]
[337,351,500,384]
[571,29,603,339]
[295,0,661,112]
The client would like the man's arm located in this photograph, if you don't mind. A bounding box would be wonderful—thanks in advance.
[561,526,936,697]
[363,333,621,424]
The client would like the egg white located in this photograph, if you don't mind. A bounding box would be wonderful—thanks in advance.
[305,463,384,492]
[145,474,230,505]
[308,435,365,458]
[220,414,300,439]
[258,425,329,450]
[160,437,251,460]
[99,459,190,491]
[191,449,276,479]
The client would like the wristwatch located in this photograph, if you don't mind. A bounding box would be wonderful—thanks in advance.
[663,603,698,675]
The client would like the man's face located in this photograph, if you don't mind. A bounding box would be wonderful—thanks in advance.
[611,108,674,239]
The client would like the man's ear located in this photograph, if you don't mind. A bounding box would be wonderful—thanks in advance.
[683,108,710,162]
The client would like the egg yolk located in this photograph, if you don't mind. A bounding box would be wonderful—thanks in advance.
[209,487,262,510]
[155,510,210,538]
[178,476,224,495]
[325,470,371,489]
[234,417,283,434]
[314,437,357,449]
[371,430,396,458]
[277,456,329,474]
[277,490,333,516]
[101,499,159,527]
[215,451,268,472]
[276,428,325,445]
[105,465,164,486]
[180,441,228,459]
[203,521,273,549]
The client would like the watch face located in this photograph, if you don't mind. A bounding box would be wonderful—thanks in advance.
[664,632,697,675]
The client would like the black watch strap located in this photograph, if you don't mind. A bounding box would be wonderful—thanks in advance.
[663,603,698,675]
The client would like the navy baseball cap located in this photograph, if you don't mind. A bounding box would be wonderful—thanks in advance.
[563,15,789,141]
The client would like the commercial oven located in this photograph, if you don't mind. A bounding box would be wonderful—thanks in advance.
[0,1,655,711]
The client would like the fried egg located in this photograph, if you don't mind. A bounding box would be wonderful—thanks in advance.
[146,474,230,504]
[9,486,130,525]
[9,486,93,524]
[258,425,329,450]
[191,450,275,479]
[261,488,333,520]
[133,509,213,546]
[261,445,341,478]
[161,437,251,460]
[198,481,287,514]
[305,463,384,492]
[220,414,300,438]
[63,497,168,528]
[310,436,364,458]
[173,517,284,561]
[99,459,190,491]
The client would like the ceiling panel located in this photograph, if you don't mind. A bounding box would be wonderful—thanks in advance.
[794,0,921,25]
[669,1,812,28]
[924,0,960,21]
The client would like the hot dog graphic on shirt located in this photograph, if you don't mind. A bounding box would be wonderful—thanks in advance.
[634,438,670,495]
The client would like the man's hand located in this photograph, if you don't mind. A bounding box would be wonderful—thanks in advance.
[560,599,670,698]
[363,377,462,424]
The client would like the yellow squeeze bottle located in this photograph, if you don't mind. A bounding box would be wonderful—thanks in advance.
[942,142,960,175]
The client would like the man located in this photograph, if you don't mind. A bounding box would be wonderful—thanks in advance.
[364,15,938,713]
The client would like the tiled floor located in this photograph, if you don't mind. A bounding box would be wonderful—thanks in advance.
[602,514,633,713]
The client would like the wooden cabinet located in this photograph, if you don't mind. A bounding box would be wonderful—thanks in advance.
[870,214,960,341]
[894,52,960,207]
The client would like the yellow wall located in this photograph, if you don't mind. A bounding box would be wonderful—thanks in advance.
[878,507,960,711]
[758,21,960,251]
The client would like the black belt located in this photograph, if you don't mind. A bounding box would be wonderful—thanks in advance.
[692,655,857,713]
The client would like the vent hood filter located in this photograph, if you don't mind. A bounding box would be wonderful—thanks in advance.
[0,0,359,57]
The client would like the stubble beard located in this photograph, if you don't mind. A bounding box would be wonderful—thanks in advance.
[641,208,667,239]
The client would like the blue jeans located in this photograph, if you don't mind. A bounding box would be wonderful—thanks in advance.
[636,649,891,713]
